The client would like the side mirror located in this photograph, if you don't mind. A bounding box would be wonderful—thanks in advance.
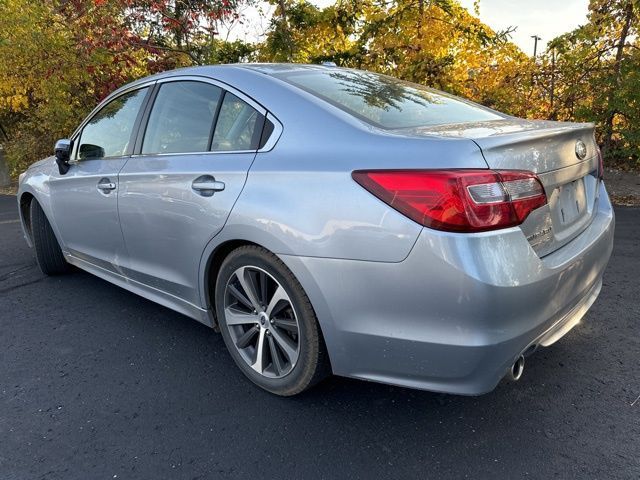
[54,139,71,175]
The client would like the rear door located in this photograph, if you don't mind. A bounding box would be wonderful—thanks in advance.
[48,86,151,272]
[117,77,266,305]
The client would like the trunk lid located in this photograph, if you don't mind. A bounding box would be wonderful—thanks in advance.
[401,119,601,256]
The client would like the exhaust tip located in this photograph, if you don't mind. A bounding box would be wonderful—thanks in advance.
[507,355,525,381]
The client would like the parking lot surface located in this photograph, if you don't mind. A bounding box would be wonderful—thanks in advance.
[0,194,638,479]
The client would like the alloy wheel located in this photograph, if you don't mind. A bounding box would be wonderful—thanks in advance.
[223,266,300,378]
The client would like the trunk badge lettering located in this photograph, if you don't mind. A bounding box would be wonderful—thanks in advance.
[527,226,553,246]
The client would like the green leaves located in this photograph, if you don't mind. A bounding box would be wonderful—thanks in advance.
[256,0,640,167]
[532,0,638,164]
[0,0,254,176]
[1,0,639,176]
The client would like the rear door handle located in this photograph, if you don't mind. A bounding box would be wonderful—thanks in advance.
[97,178,117,192]
[192,175,225,197]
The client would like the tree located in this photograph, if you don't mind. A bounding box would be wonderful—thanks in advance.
[0,0,253,176]
[259,0,358,63]
[126,0,256,65]
[259,0,530,116]
[533,0,639,164]
[596,0,637,155]
[3,0,640,177]
[0,0,155,175]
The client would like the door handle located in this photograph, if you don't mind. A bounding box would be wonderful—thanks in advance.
[97,178,117,192]
[192,175,225,197]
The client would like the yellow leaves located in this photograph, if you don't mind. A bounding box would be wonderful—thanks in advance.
[258,0,543,122]
[0,93,29,113]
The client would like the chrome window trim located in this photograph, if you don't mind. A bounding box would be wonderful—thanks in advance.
[69,74,283,160]
[130,150,258,159]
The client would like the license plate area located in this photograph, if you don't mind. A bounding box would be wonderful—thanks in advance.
[556,178,587,226]
[525,160,598,256]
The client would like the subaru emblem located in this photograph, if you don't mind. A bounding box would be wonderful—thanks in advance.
[575,140,587,160]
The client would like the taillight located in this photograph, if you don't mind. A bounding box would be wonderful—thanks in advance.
[352,169,547,233]
[597,146,604,180]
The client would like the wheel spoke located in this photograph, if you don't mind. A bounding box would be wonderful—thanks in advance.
[236,267,262,312]
[235,326,258,349]
[227,284,254,311]
[267,334,284,376]
[260,270,268,305]
[272,317,298,333]
[225,308,257,326]
[251,329,266,373]
[270,325,297,361]
[266,285,288,318]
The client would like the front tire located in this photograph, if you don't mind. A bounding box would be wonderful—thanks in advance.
[30,200,71,275]
[215,246,329,396]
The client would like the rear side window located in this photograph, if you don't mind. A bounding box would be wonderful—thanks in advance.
[78,87,149,160]
[211,93,262,152]
[142,81,223,154]
[274,69,502,129]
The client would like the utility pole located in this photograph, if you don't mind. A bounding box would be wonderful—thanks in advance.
[550,47,556,119]
[531,35,541,58]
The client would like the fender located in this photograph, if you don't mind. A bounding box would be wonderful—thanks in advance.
[196,222,342,369]
[17,159,65,250]
[197,222,297,311]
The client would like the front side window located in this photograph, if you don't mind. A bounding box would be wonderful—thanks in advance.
[142,81,222,155]
[211,93,262,152]
[78,87,149,160]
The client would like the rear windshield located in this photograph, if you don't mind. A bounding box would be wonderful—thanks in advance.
[274,69,503,129]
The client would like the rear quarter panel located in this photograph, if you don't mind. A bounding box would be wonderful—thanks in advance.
[217,132,487,262]
[197,126,489,308]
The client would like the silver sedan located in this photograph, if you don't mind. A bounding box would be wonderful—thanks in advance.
[17,64,614,396]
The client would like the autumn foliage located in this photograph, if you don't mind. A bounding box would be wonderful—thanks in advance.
[0,0,638,176]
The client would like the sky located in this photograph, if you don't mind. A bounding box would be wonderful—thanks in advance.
[457,0,590,54]
[223,0,591,56]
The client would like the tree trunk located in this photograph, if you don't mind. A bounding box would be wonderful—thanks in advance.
[0,146,10,188]
[602,1,634,155]
[277,0,292,61]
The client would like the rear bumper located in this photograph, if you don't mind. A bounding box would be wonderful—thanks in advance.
[280,182,615,394]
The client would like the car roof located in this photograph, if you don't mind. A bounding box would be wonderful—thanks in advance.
[149,62,335,78]
[113,63,337,94]
[234,63,338,75]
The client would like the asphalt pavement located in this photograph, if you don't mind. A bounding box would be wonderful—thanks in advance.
[0,194,638,479]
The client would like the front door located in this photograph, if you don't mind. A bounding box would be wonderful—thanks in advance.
[117,80,265,305]
[48,86,150,273]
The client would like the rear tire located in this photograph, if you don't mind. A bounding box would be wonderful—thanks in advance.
[215,245,330,396]
[30,200,71,276]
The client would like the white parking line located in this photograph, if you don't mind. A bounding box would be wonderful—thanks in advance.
[0,219,19,224]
